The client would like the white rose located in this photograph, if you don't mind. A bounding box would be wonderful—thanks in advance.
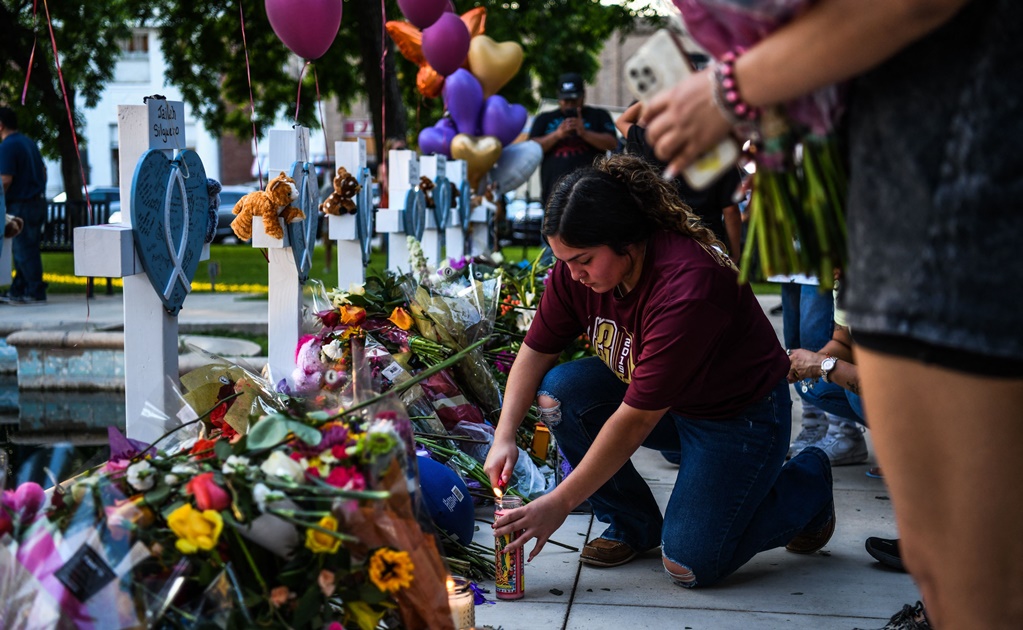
[349,282,366,296]
[260,450,305,483]
[252,482,286,513]
[223,455,251,476]
[126,460,155,491]
[321,339,344,361]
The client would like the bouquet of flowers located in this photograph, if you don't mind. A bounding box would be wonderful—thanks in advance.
[0,354,457,629]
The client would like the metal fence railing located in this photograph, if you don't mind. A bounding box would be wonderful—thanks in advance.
[41,200,115,252]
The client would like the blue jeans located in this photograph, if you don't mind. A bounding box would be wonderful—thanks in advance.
[796,378,866,426]
[540,357,834,587]
[781,283,834,352]
[6,199,47,299]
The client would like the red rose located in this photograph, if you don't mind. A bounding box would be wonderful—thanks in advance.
[185,472,231,512]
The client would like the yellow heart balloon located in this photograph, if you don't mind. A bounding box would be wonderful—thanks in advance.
[467,35,524,98]
[450,134,503,191]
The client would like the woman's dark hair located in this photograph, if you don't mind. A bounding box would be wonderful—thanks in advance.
[543,153,732,264]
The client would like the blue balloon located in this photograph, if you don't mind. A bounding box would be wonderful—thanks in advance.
[416,454,476,544]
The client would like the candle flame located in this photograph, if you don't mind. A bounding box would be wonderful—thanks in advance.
[494,487,503,500]
[446,576,456,593]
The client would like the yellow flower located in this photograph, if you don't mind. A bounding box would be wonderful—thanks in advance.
[168,503,223,554]
[305,515,342,554]
[387,307,413,331]
[368,548,414,593]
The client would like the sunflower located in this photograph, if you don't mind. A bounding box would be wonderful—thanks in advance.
[368,548,414,593]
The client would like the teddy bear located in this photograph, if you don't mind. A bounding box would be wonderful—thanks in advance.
[319,167,361,216]
[230,172,304,241]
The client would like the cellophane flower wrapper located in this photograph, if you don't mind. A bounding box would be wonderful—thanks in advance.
[676,0,849,286]
[401,269,503,419]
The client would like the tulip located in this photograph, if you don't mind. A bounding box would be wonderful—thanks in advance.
[186,472,232,512]
[168,503,223,554]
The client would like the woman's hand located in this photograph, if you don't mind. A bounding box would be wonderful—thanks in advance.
[483,434,519,490]
[641,68,732,178]
[788,348,825,382]
[493,491,572,562]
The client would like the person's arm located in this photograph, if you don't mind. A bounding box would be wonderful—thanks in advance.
[642,0,971,173]
[577,110,619,152]
[615,101,643,138]
[532,124,568,154]
[484,344,561,487]
[1,175,11,192]
[492,401,668,560]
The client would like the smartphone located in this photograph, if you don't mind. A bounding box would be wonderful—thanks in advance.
[624,29,740,190]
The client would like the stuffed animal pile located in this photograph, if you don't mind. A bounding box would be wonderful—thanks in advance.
[230,172,304,241]
[319,167,362,216]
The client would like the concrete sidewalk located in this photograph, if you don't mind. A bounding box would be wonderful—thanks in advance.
[0,291,920,628]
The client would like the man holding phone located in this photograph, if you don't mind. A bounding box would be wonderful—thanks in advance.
[529,72,617,207]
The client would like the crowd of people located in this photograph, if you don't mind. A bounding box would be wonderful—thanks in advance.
[488,2,1022,630]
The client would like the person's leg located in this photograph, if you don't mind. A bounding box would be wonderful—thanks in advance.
[780,283,802,350]
[857,347,1023,629]
[660,380,833,587]
[539,357,665,551]
[797,284,834,352]
[796,378,865,425]
[8,200,46,300]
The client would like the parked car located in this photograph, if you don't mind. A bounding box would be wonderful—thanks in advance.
[52,186,121,220]
[105,184,257,243]
[504,196,544,247]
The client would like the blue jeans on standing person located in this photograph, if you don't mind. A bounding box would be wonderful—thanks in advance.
[796,378,866,426]
[781,283,834,352]
[6,199,47,300]
[539,357,834,587]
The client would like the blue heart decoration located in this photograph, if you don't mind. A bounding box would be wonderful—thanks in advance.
[432,175,451,231]
[130,150,209,315]
[459,180,472,232]
[355,166,374,265]
[287,161,320,284]
[403,186,426,241]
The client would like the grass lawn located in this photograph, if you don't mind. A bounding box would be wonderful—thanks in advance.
[36,244,780,295]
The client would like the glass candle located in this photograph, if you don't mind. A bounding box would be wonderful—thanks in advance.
[494,493,524,600]
[447,576,475,629]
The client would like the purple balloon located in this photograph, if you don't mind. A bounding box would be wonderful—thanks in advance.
[443,69,484,136]
[437,117,458,133]
[397,0,448,29]
[422,12,470,77]
[481,96,528,147]
[419,120,457,157]
[265,0,342,60]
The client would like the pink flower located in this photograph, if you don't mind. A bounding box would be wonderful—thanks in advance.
[325,466,366,491]
[185,472,232,512]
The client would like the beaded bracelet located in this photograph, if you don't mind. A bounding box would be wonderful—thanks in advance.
[710,49,760,127]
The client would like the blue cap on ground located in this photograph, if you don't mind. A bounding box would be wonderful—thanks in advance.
[416,454,475,544]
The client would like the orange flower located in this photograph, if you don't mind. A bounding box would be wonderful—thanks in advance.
[269,586,292,608]
[318,569,336,597]
[339,305,366,326]
[387,307,413,330]
[368,548,414,593]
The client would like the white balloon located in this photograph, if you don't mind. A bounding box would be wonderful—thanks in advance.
[491,140,542,192]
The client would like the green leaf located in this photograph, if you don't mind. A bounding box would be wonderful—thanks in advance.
[306,410,330,422]
[214,439,233,461]
[144,483,171,508]
[245,414,290,449]
[286,420,323,446]
[291,585,323,629]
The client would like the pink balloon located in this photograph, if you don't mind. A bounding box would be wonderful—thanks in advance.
[443,69,484,136]
[398,0,449,29]
[421,12,470,77]
[265,0,342,60]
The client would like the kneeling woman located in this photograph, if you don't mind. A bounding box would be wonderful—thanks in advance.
[485,154,833,587]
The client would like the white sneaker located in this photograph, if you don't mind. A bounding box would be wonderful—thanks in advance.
[788,417,828,459]
[816,417,868,466]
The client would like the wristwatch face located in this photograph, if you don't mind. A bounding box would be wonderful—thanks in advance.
[822,357,837,371]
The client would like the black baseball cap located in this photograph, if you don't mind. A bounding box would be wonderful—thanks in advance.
[558,73,584,99]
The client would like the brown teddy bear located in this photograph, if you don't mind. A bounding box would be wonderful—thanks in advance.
[230,172,304,241]
[319,167,362,216]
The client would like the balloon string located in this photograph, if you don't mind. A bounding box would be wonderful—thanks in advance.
[379,0,388,151]
[20,0,38,105]
[294,61,310,124]
[40,0,90,222]
[40,0,91,321]
[314,66,329,163]
[239,2,264,189]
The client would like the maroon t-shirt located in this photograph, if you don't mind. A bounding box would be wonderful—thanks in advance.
[525,231,789,419]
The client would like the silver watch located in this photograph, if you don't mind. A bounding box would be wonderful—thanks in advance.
[820,356,837,383]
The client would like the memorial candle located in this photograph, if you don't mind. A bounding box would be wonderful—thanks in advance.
[446,575,475,629]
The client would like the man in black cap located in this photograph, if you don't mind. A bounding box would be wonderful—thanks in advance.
[528,72,617,207]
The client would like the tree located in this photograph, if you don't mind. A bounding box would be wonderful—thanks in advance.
[0,0,135,200]
[148,0,648,165]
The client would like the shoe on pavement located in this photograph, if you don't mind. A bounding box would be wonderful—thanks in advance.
[865,537,906,572]
[580,538,639,568]
[816,416,869,466]
[852,601,931,629]
[788,417,828,459]
[786,501,836,554]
